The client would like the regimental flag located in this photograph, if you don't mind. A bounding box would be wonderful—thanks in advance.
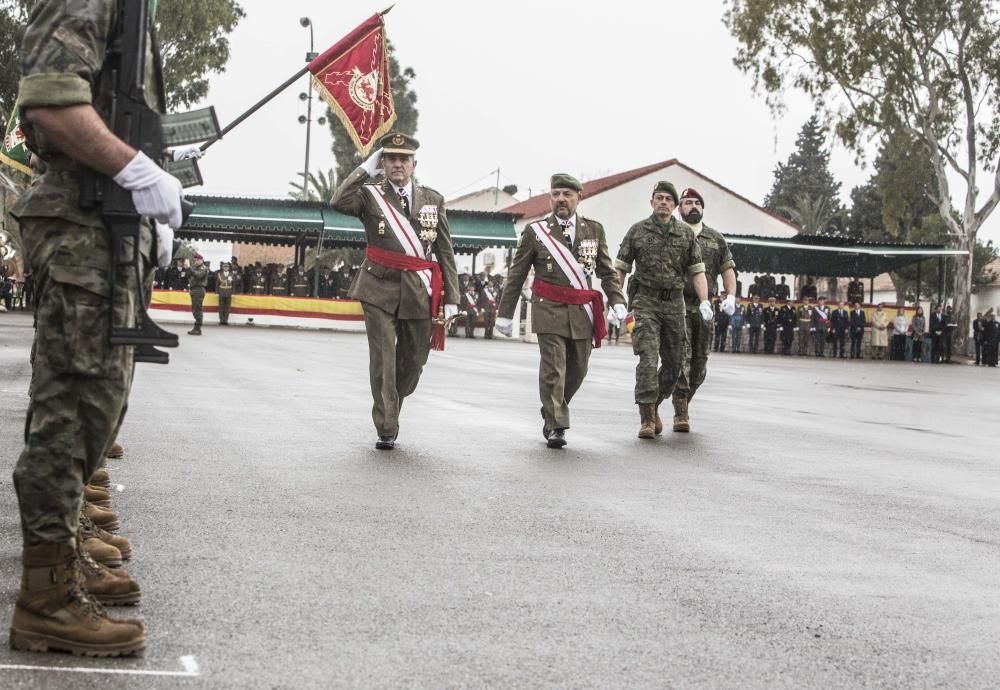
[1,106,31,175]
[307,13,396,156]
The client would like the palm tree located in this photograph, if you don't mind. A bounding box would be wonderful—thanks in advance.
[288,167,337,202]
[778,193,839,236]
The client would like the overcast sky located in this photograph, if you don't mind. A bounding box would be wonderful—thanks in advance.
[189,0,999,246]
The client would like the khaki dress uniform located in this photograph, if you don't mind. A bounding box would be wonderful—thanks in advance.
[331,164,459,439]
[498,214,625,434]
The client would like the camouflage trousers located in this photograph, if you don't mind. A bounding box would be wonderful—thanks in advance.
[13,217,143,545]
[630,298,688,404]
[190,288,205,326]
[675,308,712,402]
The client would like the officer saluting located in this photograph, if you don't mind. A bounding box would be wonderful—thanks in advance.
[331,132,460,449]
[496,174,626,448]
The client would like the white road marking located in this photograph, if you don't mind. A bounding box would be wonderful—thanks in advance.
[0,655,200,677]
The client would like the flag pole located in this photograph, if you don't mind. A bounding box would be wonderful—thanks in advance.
[199,6,394,153]
[199,67,309,152]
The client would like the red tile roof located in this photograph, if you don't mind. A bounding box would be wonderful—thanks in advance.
[503,160,678,219]
[503,159,801,233]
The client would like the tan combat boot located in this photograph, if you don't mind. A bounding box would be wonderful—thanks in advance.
[106,441,124,459]
[9,542,145,656]
[672,393,690,433]
[77,545,141,606]
[89,467,111,488]
[81,536,122,569]
[637,403,656,439]
[84,483,112,509]
[82,500,120,533]
[653,401,664,436]
[80,513,132,562]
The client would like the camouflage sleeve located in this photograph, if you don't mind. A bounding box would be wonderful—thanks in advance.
[687,231,705,275]
[17,0,115,108]
[718,234,736,272]
[614,226,635,273]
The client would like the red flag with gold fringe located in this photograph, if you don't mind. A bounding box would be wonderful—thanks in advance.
[307,13,396,156]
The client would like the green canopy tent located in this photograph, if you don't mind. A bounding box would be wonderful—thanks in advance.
[178,195,518,266]
[727,234,968,302]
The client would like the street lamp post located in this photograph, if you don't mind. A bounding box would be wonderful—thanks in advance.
[299,18,328,295]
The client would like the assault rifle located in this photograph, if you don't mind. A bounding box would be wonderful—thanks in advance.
[80,0,219,364]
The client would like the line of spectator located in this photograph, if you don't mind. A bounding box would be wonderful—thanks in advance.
[154,257,359,299]
[711,296,995,365]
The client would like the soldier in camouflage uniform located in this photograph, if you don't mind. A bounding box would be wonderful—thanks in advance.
[615,181,710,439]
[7,0,190,656]
[672,188,737,431]
[187,253,208,335]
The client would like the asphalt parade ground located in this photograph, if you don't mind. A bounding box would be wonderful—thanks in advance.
[0,311,998,689]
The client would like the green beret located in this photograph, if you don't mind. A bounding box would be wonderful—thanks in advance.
[379,132,419,155]
[550,173,583,192]
[653,180,678,203]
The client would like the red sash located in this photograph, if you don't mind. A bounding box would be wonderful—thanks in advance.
[365,245,444,321]
[532,278,607,348]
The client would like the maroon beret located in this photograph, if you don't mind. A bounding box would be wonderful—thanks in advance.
[680,187,705,207]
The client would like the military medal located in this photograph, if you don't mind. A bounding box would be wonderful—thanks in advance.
[578,239,598,276]
[418,204,438,244]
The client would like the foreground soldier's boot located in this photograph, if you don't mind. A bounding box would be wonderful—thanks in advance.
[653,401,664,436]
[89,467,111,489]
[79,514,132,562]
[84,484,112,509]
[82,501,120,533]
[106,441,124,459]
[672,394,690,433]
[637,403,656,439]
[9,542,145,657]
[77,546,141,606]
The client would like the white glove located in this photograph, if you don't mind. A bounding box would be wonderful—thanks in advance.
[613,303,628,323]
[360,147,384,177]
[171,144,203,161]
[699,300,714,322]
[444,304,458,320]
[113,151,185,228]
[721,294,736,316]
[154,222,174,269]
[496,317,513,337]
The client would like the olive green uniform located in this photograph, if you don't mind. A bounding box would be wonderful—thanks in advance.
[215,267,234,324]
[188,263,208,328]
[675,224,735,401]
[498,214,625,433]
[615,215,704,405]
[331,167,459,438]
[10,0,162,544]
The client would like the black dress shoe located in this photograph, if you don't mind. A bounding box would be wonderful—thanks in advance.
[546,429,567,449]
[375,435,395,450]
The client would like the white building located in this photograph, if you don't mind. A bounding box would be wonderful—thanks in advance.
[501,159,800,294]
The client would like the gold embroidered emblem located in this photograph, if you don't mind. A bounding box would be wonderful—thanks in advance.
[392,134,404,146]
[378,220,385,235]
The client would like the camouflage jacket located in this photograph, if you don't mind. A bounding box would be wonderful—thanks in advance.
[683,224,735,310]
[13,0,164,230]
[188,265,209,291]
[615,215,704,310]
